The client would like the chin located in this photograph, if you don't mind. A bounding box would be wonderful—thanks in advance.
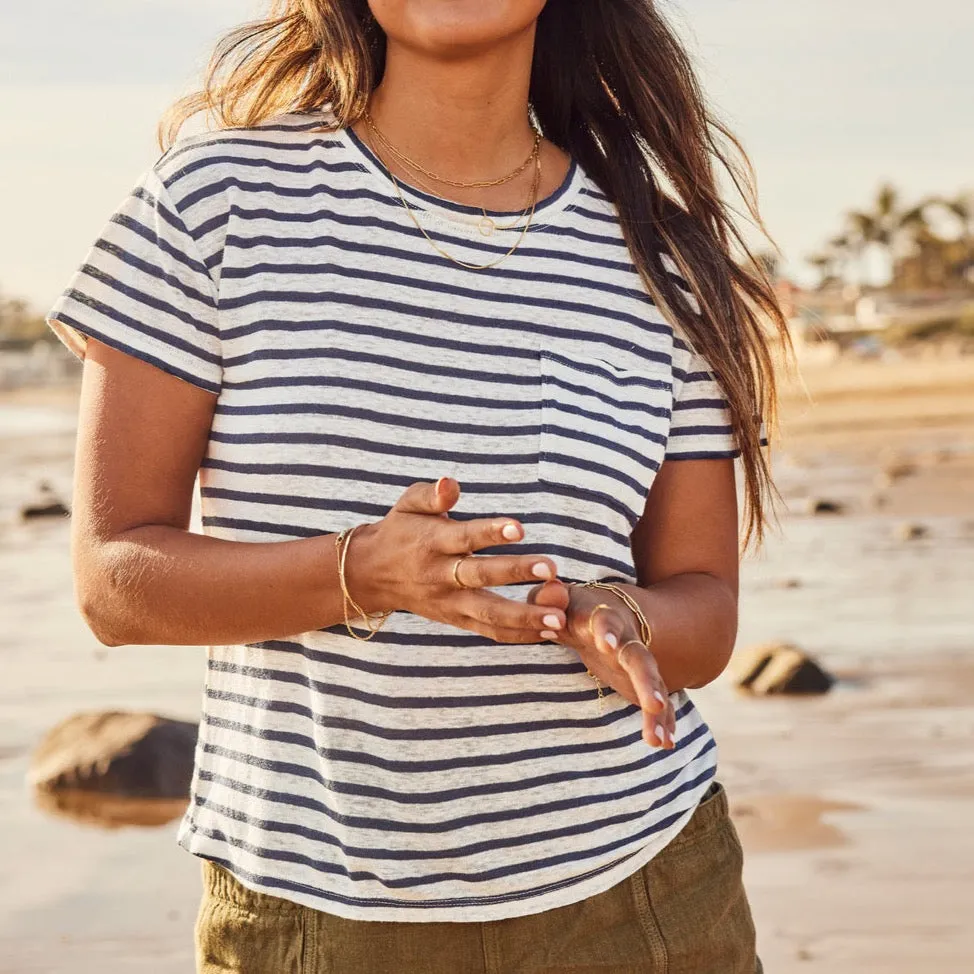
[369,0,548,55]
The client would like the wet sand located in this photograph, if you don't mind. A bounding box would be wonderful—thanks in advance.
[1,354,972,972]
[699,352,974,971]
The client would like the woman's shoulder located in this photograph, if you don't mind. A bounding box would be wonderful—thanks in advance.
[149,107,346,206]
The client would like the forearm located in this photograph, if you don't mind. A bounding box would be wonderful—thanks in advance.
[77,523,377,647]
[618,573,738,692]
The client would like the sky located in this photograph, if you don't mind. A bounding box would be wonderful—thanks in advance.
[1,0,972,309]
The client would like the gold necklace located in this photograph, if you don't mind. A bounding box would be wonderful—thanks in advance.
[369,130,542,270]
[363,110,541,189]
[392,154,541,270]
[363,112,541,237]
[367,137,540,237]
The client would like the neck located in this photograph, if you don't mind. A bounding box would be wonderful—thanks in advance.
[364,30,537,184]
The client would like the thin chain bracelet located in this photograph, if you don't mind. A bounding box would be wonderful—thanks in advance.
[578,580,653,714]
[335,526,392,641]
[338,526,393,634]
[586,669,606,713]
[578,580,653,647]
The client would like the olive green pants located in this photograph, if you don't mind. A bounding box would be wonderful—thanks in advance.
[195,781,761,974]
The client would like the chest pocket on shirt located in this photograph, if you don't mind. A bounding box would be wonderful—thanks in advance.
[538,350,674,530]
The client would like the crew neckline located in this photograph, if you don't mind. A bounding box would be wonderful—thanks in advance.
[335,121,583,234]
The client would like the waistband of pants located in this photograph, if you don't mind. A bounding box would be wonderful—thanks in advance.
[665,777,731,853]
[201,858,303,915]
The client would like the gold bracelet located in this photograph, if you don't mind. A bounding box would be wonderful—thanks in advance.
[586,669,606,713]
[335,526,392,641]
[337,528,391,639]
[578,580,653,647]
[336,528,371,639]
[339,527,392,632]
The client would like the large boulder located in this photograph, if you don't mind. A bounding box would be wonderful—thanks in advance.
[729,643,835,695]
[28,711,198,798]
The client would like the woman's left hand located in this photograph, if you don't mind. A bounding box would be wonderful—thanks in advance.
[527,580,676,750]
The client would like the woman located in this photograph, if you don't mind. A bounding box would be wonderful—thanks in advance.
[47,1,786,971]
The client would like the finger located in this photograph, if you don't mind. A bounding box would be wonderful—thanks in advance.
[652,692,677,750]
[661,692,677,746]
[456,554,559,590]
[436,514,525,555]
[526,578,571,609]
[644,672,676,744]
[570,601,626,660]
[464,622,558,645]
[393,477,459,516]
[454,590,565,635]
[584,604,629,658]
[614,641,672,749]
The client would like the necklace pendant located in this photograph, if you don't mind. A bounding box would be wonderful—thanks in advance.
[478,215,496,237]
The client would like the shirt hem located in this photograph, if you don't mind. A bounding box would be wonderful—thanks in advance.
[175,764,716,923]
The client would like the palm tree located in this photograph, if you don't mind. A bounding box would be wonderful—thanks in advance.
[805,248,844,290]
[0,291,48,344]
[826,233,854,285]
[944,192,974,287]
[752,250,780,284]
[806,253,830,284]
[936,191,974,276]
[808,184,974,292]
[914,191,974,289]
[839,184,966,291]
[940,191,973,242]
[843,210,878,290]
[842,183,912,288]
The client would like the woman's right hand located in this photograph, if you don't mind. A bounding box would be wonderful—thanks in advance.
[343,477,567,643]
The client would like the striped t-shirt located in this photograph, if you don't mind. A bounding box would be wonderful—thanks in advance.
[47,109,740,922]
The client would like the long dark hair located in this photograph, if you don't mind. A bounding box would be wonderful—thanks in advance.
[161,0,790,546]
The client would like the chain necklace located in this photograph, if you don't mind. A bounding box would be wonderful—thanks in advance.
[363,110,541,189]
[364,126,543,271]
[367,134,540,236]
[363,112,541,237]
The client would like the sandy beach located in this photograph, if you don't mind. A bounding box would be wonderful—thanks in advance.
[0,352,972,973]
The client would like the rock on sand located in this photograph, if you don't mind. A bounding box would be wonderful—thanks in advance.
[28,711,198,799]
[729,643,835,695]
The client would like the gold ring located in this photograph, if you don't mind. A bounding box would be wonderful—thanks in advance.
[586,603,612,641]
[617,638,644,661]
[452,554,472,590]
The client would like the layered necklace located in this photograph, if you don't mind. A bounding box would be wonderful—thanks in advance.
[362,110,543,271]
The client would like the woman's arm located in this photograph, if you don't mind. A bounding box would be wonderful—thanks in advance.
[626,456,740,692]
[73,340,346,647]
[528,457,739,749]
[72,340,564,648]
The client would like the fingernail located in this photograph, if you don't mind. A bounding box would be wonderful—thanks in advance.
[542,614,562,629]
[655,723,666,747]
[604,632,618,649]
[502,523,520,541]
[435,477,445,493]
[532,562,553,579]
[540,630,558,640]
[653,690,667,706]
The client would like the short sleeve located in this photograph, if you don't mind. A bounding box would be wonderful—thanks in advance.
[665,347,742,460]
[45,165,222,395]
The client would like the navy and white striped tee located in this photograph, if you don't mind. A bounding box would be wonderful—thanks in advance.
[46,109,740,922]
